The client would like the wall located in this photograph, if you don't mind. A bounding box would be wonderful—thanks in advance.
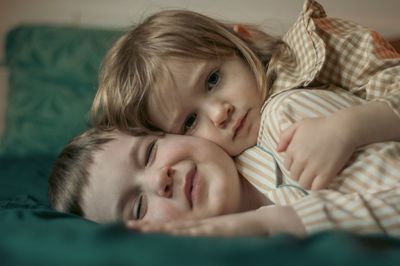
[1,0,400,61]
[0,0,399,137]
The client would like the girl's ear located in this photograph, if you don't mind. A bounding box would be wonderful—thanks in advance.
[233,24,252,39]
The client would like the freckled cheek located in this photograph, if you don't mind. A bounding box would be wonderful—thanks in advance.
[145,200,189,223]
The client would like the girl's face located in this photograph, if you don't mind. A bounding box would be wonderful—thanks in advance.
[147,56,263,156]
[82,132,243,224]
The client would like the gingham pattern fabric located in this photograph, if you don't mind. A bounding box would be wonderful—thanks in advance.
[267,0,400,118]
[235,0,400,236]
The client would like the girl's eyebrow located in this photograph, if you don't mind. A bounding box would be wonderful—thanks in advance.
[165,61,213,132]
[189,61,211,91]
[167,110,184,133]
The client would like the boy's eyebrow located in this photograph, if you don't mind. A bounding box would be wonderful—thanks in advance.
[129,137,142,168]
[116,137,143,220]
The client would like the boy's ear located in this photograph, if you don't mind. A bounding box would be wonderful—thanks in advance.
[233,24,252,39]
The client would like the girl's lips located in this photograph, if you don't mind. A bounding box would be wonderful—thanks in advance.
[233,111,248,140]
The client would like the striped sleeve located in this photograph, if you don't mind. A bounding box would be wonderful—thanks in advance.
[258,88,400,236]
[291,186,400,236]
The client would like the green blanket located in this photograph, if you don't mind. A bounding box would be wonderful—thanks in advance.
[1,25,399,266]
[1,157,400,266]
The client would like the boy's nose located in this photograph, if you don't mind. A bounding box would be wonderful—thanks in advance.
[208,102,234,128]
[153,166,174,198]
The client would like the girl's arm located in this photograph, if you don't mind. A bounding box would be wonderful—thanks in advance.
[277,101,400,190]
[271,0,400,190]
[291,187,400,236]
[319,101,400,147]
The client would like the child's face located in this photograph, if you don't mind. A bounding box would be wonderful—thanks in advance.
[147,56,263,156]
[82,132,243,224]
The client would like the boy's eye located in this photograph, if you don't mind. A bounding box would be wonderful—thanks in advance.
[132,194,147,220]
[145,139,157,166]
[206,70,220,91]
[183,113,197,134]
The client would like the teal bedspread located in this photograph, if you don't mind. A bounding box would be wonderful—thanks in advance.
[0,25,399,266]
[1,156,400,266]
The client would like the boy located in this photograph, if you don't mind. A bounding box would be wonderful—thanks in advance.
[48,128,400,237]
[48,128,304,236]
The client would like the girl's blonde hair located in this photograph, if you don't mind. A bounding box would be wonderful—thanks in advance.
[92,9,285,134]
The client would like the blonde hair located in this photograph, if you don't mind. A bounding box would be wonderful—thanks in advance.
[92,9,285,134]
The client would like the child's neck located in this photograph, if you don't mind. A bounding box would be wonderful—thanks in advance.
[238,173,273,212]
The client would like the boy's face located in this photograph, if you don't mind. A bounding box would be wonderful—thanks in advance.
[147,56,263,156]
[82,132,242,224]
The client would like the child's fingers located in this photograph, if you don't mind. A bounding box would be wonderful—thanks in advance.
[277,124,298,152]
[311,175,332,190]
[125,211,208,235]
[125,220,141,228]
[163,219,201,231]
[233,24,252,39]
[125,220,156,231]
[290,161,305,182]
[283,155,293,171]
[135,222,169,233]
[297,168,316,190]
[127,218,202,234]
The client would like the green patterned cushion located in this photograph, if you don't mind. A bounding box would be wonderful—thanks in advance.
[0,25,122,155]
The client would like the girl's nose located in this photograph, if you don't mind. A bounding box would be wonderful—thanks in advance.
[153,166,174,198]
[208,101,234,128]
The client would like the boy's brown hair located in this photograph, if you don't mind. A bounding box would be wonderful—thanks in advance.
[91,9,285,135]
[48,128,115,216]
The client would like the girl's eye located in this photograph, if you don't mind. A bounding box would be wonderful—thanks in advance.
[206,70,220,91]
[132,194,147,220]
[145,139,157,166]
[183,113,197,134]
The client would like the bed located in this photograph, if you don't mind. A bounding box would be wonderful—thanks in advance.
[0,25,399,266]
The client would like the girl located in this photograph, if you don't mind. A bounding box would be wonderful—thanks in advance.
[92,0,400,191]
[90,0,400,234]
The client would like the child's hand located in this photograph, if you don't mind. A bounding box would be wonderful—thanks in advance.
[128,210,270,237]
[127,206,305,237]
[277,117,356,190]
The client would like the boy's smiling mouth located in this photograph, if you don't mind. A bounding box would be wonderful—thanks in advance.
[184,167,197,209]
[184,166,201,210]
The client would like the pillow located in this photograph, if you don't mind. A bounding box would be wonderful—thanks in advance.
[0,154,54,203]
[0,25,122,156]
